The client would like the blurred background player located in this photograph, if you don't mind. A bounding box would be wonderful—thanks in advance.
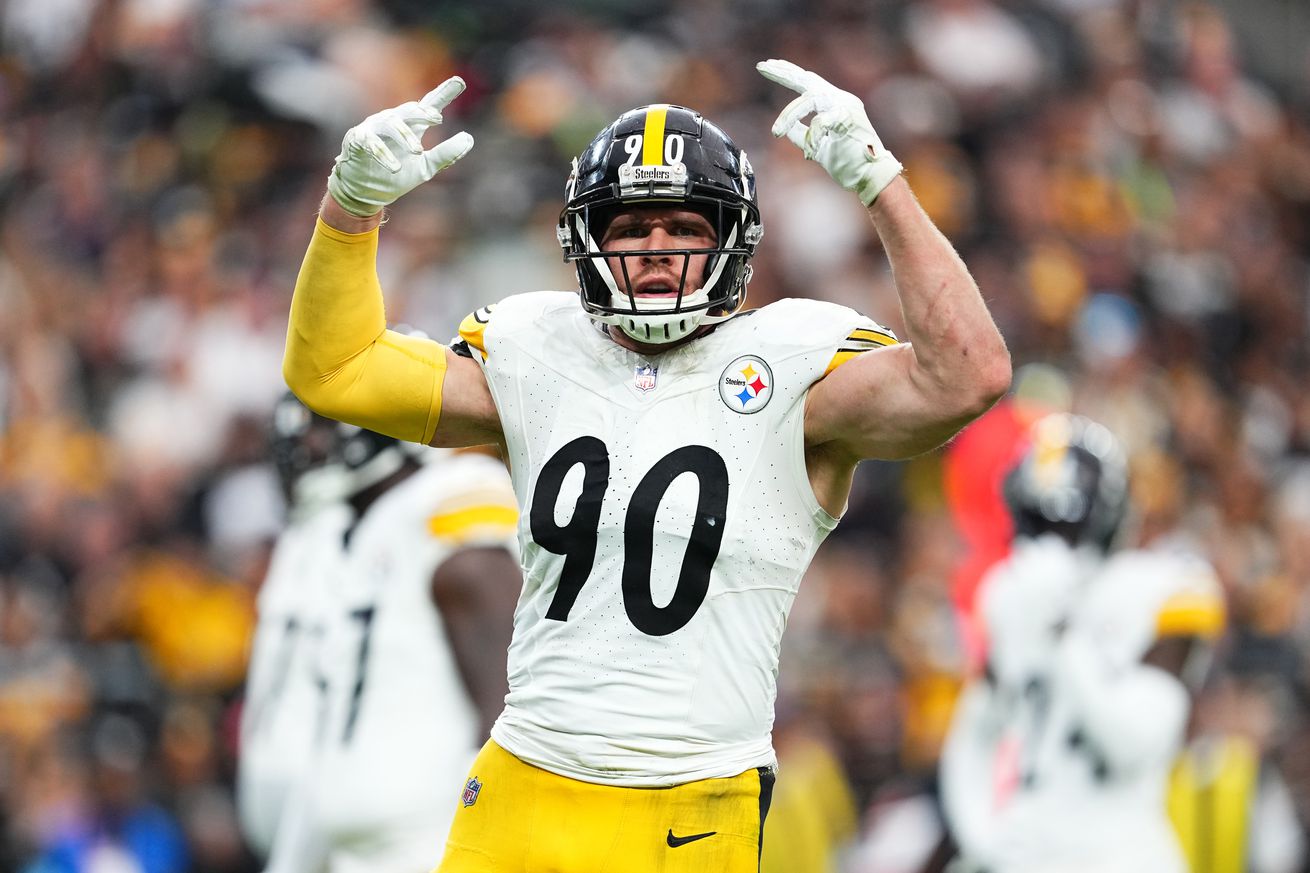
[241,395,521,873]
[238,393,352,860]
[940,413,1226,873]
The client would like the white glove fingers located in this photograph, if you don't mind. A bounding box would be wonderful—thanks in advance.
[809,108,847,135]
[398,105,444,136]
[356,129,402,174]
[757,59,829,94]
[382,116,424,155]
[327,86,471,214]
[772,92,816,138]
[783,121,810,153]
[421,131,474,180]
[758,57,900,204]
[420,76,467,113]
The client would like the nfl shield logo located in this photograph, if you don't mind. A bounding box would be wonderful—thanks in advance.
[634,362,659,393]
[462,777,482,807]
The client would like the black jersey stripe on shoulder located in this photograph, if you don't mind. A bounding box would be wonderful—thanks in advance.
[847,327,898,346]
[458,307,492,361]
[838,341,893,353]
[825,350,861,375]
[825,342,897,375]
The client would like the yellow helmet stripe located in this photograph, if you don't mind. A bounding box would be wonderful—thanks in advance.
[642,105,668,166]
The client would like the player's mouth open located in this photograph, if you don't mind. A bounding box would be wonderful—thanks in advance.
[633,281,681,298]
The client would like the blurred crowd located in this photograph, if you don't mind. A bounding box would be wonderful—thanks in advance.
[1,0,1309,870]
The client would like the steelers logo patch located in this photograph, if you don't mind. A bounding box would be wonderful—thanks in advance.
[719,355,774,414]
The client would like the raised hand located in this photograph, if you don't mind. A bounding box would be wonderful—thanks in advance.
[326,76,475,218]
[757,59,902,206]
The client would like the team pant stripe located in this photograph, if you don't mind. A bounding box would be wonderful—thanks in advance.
[643,105,668,165]
[757,766,776,869]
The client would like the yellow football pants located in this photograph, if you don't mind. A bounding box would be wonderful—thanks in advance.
[435,740,775,873]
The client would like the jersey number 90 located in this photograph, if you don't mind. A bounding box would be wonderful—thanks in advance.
[529,437,728,637]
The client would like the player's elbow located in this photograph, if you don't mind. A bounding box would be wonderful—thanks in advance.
[282,347,303,397]
[282,375,331,423]
[952,343,1011,421]
[282,340,338,421]
[283,343,313,402]
[282,375,352,428]
[972,345,1012,412]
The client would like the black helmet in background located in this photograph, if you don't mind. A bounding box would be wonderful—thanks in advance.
[1003,413,1129,552]
[270,391,343,507]
[271,391,426,511]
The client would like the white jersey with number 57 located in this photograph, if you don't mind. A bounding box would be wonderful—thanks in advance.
[458,291,896,786]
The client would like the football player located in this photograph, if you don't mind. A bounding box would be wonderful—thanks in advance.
[242,398,521,873]
[238,393,352,859]
[282,59,1010,871]
[939,414,1226,873]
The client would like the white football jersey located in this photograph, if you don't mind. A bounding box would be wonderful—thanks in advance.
[978,535,1092,700]
[940,535,1095,860]
[458,291,896,786]
[238,501,351,857]
[300,452,518,871]
[968,544,1224,873]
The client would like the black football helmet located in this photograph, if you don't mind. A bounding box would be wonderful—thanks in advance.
[272,390,424,509]
[557,104,763,344]
[270,391,342,502]
[1003,414,1129,551]
[334,422,423,496]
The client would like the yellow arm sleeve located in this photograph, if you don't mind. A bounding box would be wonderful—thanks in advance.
[283,218,447,444]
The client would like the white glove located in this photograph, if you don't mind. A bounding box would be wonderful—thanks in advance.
[326,76,474,217]
[757,59,903,206]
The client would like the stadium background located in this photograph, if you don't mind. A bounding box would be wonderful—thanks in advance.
[2,0,1309,870]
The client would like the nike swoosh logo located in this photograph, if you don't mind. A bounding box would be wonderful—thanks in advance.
[666,829,716,847]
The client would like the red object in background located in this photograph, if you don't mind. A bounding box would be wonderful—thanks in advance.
[943,400,1029,670]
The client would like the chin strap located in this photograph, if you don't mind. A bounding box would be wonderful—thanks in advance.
[615,310,704,344]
